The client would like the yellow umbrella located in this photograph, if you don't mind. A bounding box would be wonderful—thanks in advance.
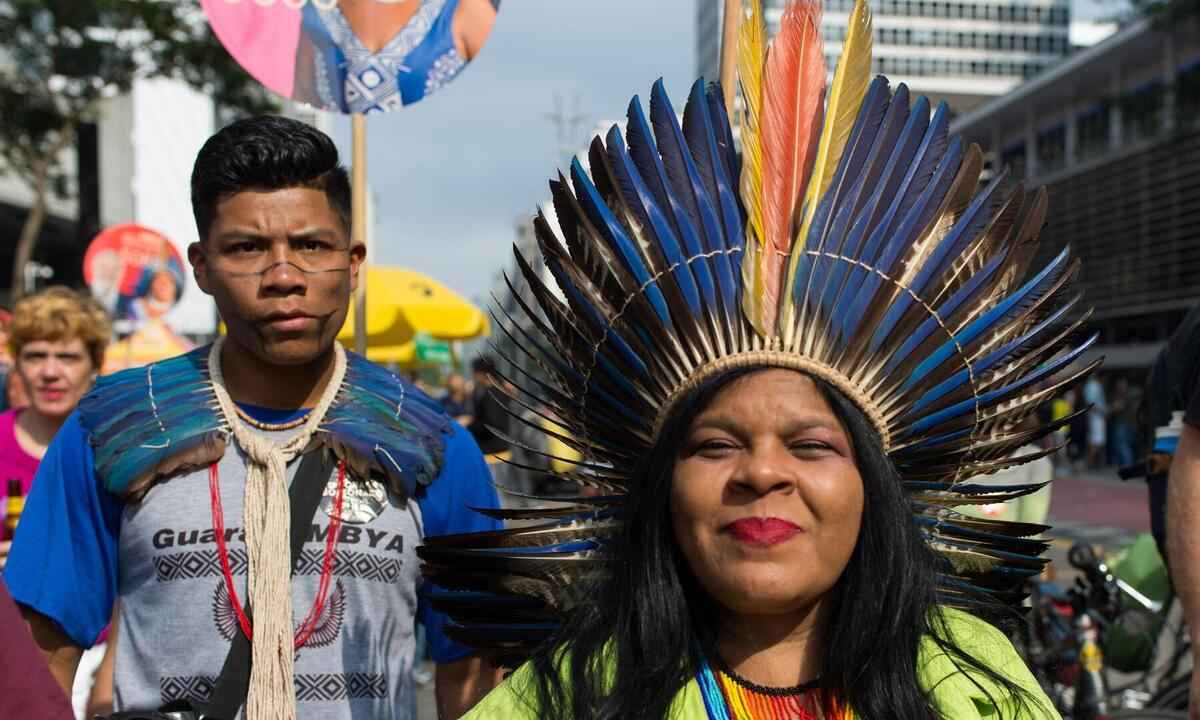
[338,266,489,347]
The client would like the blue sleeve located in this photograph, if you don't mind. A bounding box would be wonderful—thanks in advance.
[3,412,122,648]
[416,421,502,664]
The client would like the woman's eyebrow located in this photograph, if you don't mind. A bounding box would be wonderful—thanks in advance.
[689,415,841,433]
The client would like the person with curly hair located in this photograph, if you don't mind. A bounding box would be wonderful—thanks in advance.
[0,287,110,535]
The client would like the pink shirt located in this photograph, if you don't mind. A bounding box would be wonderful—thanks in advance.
[0,409,110,645]
[0,409,39,496]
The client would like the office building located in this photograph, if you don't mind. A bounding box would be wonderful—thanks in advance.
[697,0,1072,113]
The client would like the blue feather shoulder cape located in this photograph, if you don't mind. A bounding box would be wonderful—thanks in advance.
[77,346,452,501]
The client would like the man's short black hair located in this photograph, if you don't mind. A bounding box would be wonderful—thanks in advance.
[190,115,351,242]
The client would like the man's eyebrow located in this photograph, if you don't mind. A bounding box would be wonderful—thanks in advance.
[288,229,342,242]
[212,229,269,242]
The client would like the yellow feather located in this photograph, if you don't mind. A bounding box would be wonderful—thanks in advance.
[780,0,873,344]
[737,0,768,336]
[798,0,872,237]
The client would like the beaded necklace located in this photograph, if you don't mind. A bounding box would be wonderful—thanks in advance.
[696,658,850,720]
[234,404,310,432]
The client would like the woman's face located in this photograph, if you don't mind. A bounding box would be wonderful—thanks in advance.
[14,338,97,421]
[671,369,864,618]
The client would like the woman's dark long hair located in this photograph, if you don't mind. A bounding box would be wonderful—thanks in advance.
[525,369,1040,719]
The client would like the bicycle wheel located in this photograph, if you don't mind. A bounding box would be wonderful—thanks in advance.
[1147,674,1191,710]
[1108,711,1189,719]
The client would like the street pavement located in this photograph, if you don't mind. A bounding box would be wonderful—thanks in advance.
[1043,467,1153,568]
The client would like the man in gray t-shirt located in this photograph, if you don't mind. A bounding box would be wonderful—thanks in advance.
[6,116,501,719]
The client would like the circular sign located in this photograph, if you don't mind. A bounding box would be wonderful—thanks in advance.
[201,0,500,114]
[83,224,186,328]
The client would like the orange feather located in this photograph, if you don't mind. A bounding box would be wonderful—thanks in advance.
[759,1,826,333]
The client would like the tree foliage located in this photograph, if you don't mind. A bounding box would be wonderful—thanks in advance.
[0,0,277,298]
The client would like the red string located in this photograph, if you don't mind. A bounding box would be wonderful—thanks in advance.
[209,459,347,648]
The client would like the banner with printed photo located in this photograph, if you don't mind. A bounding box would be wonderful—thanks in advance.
[83,224,188,334]
[201,0,499,114]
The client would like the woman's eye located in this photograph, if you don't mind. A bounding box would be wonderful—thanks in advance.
[790,441,832,454]
[695,440,737,456]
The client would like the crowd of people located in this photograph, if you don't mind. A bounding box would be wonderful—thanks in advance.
[1047,374,1146,474]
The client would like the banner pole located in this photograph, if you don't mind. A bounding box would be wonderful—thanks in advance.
[352,113,368,355]
[719,0,742,114]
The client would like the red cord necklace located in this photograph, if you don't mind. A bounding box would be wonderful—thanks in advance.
[209,459,347,649]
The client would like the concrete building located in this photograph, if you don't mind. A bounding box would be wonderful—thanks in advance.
[697,0,1072,114]
[952,15,1200,370]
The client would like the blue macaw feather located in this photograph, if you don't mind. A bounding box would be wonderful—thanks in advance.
[81,348,450,498]
[626,96,718,307]
[906,480,1049,495]
[883,250,1009,381]
[508,254,656,429]
[99,430,223,494]
[904,247,1071,390]
[683,79,742,310]
[652,79,736,318]
[570,158,674,330]
[909,169,1009,298]
[839,109,953,340]
[816,87,915,321]
[452,539,602,556]
[905,299,1078,415]
[705,82,741,196]
[792,77,891,304]
[498,282,649,432]
[849,136,966,350]
[605,126,702,317]
[896,333,1097,438]
[830,97,933,339]
[921,534,1046,566]
[867,171,1008,353]
[536,230,663,404]
[542,252,650,385]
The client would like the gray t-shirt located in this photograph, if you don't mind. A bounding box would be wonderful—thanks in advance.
[116,433,424,718]
[3,411,500,720]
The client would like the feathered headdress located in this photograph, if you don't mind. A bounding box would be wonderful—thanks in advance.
[419,0,1096,659]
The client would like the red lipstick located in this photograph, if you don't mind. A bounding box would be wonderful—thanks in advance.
[723,517,802,547]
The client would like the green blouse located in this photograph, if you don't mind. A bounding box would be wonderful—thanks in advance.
[462,608,1057,719]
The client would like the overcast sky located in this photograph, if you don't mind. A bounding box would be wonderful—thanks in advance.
[329,0,1128,305]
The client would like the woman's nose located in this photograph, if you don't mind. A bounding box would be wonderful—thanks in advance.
[731,445,795,497]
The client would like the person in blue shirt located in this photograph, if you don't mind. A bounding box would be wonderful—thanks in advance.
[5,115,502,720]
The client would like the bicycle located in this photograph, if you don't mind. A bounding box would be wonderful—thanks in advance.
[1023,542,1191,719]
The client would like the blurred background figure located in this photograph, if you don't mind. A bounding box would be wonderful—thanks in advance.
[441,371,473,426]
[0,286,113,719]
[1084,374,1108,469]
[467,356,509,459]
[0,308,14,413]
[1109,377,1141,469]
[956,416,1055,526]
[1050,389,1074,476]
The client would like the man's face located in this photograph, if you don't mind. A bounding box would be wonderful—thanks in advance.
[189,187,363,367]
[15,338,97,421]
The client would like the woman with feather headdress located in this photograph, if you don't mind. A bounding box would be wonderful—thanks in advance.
[419,0,1086,717]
